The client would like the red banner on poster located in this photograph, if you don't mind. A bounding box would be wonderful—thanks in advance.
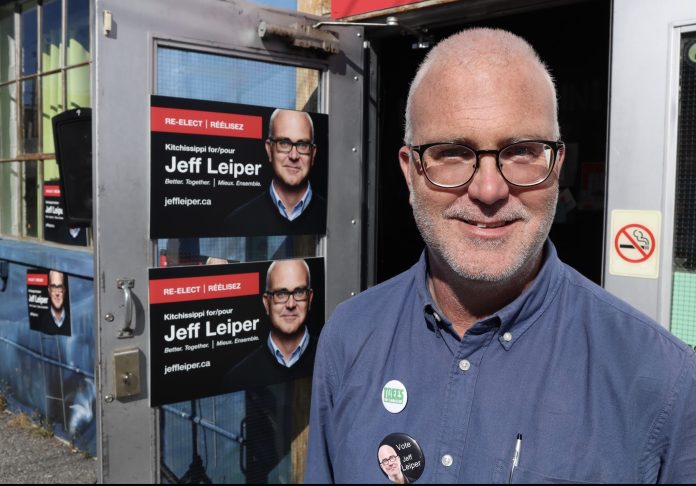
[150,107,263,139]
[43,185,61,197]
[149,272,260,304]
[27,273,48,285]
[332,0,422,18]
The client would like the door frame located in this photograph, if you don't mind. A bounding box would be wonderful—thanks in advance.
[93,0,364,481]
[604,0,696,325]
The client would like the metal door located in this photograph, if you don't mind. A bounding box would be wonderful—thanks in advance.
[92,0,363,481]
[606,0,696,347]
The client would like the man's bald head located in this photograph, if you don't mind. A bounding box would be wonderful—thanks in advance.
[404,28,559,144]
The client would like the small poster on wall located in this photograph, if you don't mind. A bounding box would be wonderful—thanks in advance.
[149,257,324,406]
[43,183,88,246]
[150,96,328,238]
[27,268,72,336]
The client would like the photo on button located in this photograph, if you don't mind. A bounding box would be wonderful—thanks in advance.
[378,433,425,483]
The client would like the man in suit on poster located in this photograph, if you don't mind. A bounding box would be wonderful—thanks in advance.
[223,109,326,235]
[221,259,317,391]
[40,270,71,336]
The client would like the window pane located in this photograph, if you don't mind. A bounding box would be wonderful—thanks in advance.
[20,3,37,76]
[252,0,296,8]
[42,72,63,152]
[671,32,696,351]
[21,78,38,153]
[0,162,21,235]
[66,0,89,65]
[43,158,60,182]
[41,0,62,72]
[0,5,16,83]
[0,83,17,159]
[157,47,301,108]
[23,160,39,237]
[66,65,89,108]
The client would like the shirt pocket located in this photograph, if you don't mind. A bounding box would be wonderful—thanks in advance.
[493,460,603,484]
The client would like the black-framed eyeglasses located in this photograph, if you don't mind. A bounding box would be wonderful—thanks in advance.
[409,140,564,188]
[48,284,65,292]
[265,287,312,304]
[379,455,398,466]
[268,137,315,155]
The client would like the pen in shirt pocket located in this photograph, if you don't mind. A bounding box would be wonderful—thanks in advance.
[509,433,522,484]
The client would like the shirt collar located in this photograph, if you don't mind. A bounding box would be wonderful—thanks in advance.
[267,326,310,368]
[51,308,66,328]
[269,182,312,221]
[417,240,564,349]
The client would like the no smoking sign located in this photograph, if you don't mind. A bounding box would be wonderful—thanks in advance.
[609,210,661,279]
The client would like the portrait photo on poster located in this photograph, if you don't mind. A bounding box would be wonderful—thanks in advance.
[148,257,325,406]
[27,268,72,336]
[150,96,328,239]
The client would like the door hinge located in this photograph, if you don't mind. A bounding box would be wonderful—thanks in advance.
[258,21,339,54]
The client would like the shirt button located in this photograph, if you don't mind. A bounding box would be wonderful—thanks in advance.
[503,332,513,342]
[441,454,454,467]
[458,359,470,371]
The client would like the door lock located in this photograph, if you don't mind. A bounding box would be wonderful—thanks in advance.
[113,348,141,399]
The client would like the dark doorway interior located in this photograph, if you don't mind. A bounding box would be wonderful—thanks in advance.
[371,0,610,285]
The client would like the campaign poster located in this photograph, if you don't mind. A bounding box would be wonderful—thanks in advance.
[43,183,88,246]
[149,257,324,406]
[27,268,72,336]
[150,96,329,238]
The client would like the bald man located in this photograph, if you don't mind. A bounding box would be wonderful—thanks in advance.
[221,259,317,392]
[378,445,409,484]
[306,28,696,483]
[223,109,326,236]
[38,270,71,336]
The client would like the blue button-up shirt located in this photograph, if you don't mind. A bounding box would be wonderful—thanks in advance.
[270,181,312,221]
[306,241,696,483]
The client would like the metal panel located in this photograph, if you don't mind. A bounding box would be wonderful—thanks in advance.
[605,0,696,324]
[326,26,364,310]
[93,0,362,482]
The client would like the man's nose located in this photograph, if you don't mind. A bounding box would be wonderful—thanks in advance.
[288,145,301,159]
[285,295,297,307]
[466,153,510,205]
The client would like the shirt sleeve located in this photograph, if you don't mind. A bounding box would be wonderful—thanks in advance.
[648,351,696,483]
[305,323,339,483]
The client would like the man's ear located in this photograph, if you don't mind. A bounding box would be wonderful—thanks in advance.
[265,139,273,162]
[554,144,566,176]
[262,294,271,316]
[399,146,414,193]
[310,145,317,167]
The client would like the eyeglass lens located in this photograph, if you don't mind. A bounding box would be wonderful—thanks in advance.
[272,138,313,155]
[419,141,556,187]
[269,287,310,303]
[380,455,398,466]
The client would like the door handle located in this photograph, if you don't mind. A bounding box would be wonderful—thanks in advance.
[116,279,135,338]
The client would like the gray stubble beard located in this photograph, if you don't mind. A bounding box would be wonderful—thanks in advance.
[410,187,558,284]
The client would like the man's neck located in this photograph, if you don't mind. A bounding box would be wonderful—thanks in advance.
[427,251,543,338]
[272,180,309,213]
[270,328,306,361]
[51,307,64,321]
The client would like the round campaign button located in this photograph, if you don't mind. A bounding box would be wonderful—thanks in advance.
[378,433,425,484]
[382,380,408,414]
